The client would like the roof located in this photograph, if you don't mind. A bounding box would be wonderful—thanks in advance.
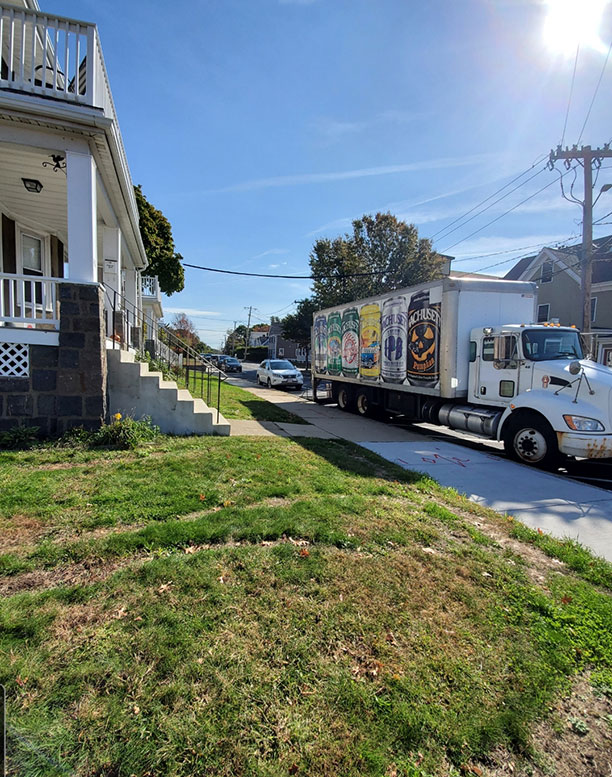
[504,235,612,283]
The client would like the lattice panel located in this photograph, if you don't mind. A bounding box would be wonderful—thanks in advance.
[0,343,29,377]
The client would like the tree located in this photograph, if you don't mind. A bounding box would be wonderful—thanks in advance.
[280,298,318,349]
[134,185,185,295]
[310,212,445,309]
[166,313,203,351]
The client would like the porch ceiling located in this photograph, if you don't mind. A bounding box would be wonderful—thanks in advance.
[0,142,67,242]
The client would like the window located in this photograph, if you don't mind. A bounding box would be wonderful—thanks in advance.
[469,341,476,362]
[591,296,597,323]
[537,303,550,323]
[541,261,553,283]
[499,380,515,398]
[21,234,43,275]
[482,337,495,361]
[493,335,518,369]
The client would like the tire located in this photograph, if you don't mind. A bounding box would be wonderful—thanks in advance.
[337,386,351,411]
[267,378,272,389]
[355,391,370,417]
[502,414,559,469]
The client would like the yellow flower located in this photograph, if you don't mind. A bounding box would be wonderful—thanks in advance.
[114,413,122,421]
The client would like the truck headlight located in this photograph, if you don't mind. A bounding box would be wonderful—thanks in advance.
[563,415,605,432]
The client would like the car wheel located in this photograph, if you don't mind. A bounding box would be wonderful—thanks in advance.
[337,386,351,411]
[267,378,272,389]
[355,392,370,417]
[503,414,559,469]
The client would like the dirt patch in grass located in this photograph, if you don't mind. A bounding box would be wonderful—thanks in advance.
[0,515,47,552]
[484,674,612,776]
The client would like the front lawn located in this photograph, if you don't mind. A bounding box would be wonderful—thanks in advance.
[1,436,611,776]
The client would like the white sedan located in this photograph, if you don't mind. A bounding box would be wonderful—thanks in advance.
[257,359,304,390]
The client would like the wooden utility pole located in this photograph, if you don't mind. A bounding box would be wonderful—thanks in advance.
[548,144,612,332]
[243,306,253,363]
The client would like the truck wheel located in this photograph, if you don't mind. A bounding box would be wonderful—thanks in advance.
[355,392,370,416]
[337,387,351,411]
[503,414,559,469]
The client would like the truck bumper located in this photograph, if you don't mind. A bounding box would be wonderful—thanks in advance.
[557,433,612,460]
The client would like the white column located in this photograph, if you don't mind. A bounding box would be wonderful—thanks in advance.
[102,227,121,296]
[66,150,98,283]
[124,267,138,310]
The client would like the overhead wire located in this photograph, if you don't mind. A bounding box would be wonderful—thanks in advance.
[429,154,550,243]
[560,44,580,147]
[577,40,612,145]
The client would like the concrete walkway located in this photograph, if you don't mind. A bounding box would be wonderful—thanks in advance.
[229,384,612,562]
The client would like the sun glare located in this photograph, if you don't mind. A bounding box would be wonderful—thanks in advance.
[543,0,609,55]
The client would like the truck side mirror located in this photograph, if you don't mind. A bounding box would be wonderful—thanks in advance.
[569,360,581,375]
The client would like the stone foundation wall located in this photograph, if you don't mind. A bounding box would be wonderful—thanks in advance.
[0,282,107,435]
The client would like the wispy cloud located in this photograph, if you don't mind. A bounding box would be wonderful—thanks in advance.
[312,110,425,142]
[208,154,495,194]
[251,248,289,260]
[164,307,221,318]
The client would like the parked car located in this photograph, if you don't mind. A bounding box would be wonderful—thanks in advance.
[201,353,222,365]
[218,355,242,373]
[257,359,303,389]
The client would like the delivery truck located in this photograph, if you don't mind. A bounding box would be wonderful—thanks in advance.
[311,276,612,468]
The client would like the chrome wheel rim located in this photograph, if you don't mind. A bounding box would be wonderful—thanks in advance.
[356,394,368,415]
[514,427,547,463]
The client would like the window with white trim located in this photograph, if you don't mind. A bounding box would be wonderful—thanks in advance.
[537,303,550,322]
[17,228,49,277]
[541,261,553,283]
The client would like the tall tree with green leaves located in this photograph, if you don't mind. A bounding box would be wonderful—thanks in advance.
[280,298,319,351]
[310,212,445,309]
[134,185,185,295]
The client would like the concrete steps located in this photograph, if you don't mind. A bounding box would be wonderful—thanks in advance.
[107,349,230,436]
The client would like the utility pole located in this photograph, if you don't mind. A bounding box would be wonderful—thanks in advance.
[243,306,253,363]
[548,144,612,332]
[230,320,237,355]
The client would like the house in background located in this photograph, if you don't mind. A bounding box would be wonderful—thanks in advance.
[504,236,612,365]
[0,0,227,435]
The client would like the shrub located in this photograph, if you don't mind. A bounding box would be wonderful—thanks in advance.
[92,414,159,449]
[0,425,40,450]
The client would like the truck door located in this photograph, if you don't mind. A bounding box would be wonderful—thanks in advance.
[475,334,521,403]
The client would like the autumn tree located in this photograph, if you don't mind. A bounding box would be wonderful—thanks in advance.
[166,313,203,351]
[135,185,185,295]
[310,212,445,309]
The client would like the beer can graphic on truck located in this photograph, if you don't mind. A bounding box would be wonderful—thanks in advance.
[313,315,327,373]
[406,289,441,388]
[341,308,359,376]
[327,311,342,375]
[359,303,381,380]
[381,296,407,383]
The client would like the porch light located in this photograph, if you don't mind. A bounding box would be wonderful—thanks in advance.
[22,178,43,193]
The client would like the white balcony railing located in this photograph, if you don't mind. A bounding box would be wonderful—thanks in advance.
[0,273,60,330]
[141,275,161,300]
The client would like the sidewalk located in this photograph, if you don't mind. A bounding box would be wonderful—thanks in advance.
[229,384,612,561]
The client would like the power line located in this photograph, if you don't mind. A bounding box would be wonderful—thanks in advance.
[439,166,578,254]
[577,40,612,145]
[561,44,580,147]
[182,262,390,280]
[429,154,549,243]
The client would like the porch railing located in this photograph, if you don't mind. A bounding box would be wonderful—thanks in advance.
[140,275,161,300]
[0,272,60,329]
[103,285,228,423]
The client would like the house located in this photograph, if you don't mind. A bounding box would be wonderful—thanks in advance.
[267,321,308,364]
[0,0,228,435]
[504,236,612,365]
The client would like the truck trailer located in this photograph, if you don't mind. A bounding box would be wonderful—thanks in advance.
[311,276,612,467]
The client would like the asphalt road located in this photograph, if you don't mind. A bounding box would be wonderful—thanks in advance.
[228,362,612,491]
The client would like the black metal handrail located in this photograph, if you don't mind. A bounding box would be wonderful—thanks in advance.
[102,284,227,423]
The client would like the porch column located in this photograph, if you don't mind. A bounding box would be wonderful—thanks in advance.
[102,227,121,296]
[124,267,138,310]
[66,151,98,283]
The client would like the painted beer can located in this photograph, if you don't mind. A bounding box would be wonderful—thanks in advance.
[381,296,407,383]
[406,289,441,388]
[314,315,327,373]
[327,311,342,375]
[341,307,359,376]
[359,303,381,380]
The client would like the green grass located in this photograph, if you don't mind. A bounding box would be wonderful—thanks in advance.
[1,436,612,776]
[182,371,310,423]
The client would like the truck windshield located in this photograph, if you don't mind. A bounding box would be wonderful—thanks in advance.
[521,329,583,361]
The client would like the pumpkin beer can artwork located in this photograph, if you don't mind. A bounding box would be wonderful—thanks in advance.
[406,290,441,388]
[381,296,407,383]
[314,315,328,373]
[359,303,381,380]
[341,308,359,376]
[327,311,342,376]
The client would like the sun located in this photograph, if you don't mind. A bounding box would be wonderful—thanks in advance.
[543,0,609,55]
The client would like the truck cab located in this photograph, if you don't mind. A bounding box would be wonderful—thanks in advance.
[467,323,612,465]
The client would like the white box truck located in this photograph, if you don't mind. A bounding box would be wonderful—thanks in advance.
[311,276,612,467]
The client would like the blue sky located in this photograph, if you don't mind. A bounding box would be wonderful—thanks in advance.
[47,0,612,347]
